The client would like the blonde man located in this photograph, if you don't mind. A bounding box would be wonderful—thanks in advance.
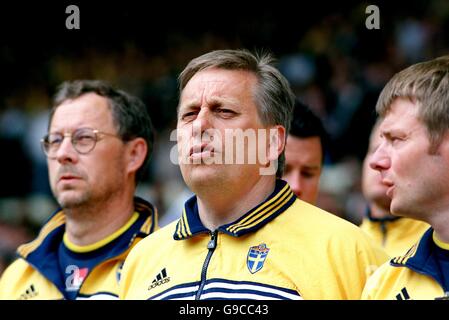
[360,120,429,257]
[363,56,449,300]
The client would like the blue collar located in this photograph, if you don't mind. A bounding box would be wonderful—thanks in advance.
[174,179,296,240]
[365,206,400,223]
[391,227,449,291]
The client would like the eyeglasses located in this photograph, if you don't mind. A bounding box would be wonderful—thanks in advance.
[41,127,121,159]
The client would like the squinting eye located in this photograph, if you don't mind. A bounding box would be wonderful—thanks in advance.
[75,136,95,145]
[77,135,94,142]
[390,137,402,144]
[181,111,197,121]
[73,130,95,145]
[217,109,236,115]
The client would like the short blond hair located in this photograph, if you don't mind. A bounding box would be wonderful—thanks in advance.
[376,55,449,152]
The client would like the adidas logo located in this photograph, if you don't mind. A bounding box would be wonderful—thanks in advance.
[148,268,170,290]
[396,287,411,300]
[19,284,38,300]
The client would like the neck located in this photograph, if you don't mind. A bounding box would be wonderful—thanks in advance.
[430,214,449,243]
[197,176,276,231]
[63,190,136,246]
[369,202,393,219]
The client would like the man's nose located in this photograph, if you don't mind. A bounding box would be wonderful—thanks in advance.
[369,145,391,172]
[192,109,214,143]
[193,108,212,132]
[55,137,79,164]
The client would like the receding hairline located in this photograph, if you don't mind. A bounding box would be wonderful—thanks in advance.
[49,92,116,129]
[177,67,259,112]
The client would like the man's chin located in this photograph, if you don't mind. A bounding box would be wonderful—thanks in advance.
[389,199,408,218]
[372,194,392,211]
[183,167,224,190]
[56,193,89,209]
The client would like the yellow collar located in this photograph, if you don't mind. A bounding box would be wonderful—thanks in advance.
[433,231,449,251]
[174,179,296,239]
[63,212,139,253]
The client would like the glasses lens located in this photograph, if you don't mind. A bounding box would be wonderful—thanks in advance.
[43,133,63,157]
[72,128,97,154]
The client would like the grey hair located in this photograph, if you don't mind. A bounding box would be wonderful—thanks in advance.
[376,55,449,153]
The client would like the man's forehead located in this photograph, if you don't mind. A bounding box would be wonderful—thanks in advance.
[180,94,240,108]
[54,98,107,116]
[379,114,420,137]
[376,117,388,133]
[285,135,322,161]
[51,94,112,129]
[184,78,226,93]
[378,118,398,138]
[183,69,255,92]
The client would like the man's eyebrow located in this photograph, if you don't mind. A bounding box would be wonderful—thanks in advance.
[179,96,241,111]
[180,98,199,108]
[303,165,321,170]
[178,100,200,114]
[208,96,240,106]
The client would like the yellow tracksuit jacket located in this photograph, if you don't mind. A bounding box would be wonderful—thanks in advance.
[120,180,388,300]
[0,197,157,300]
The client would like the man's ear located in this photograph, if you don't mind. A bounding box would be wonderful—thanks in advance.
[434,130,449,157]
[125,138,148,175]
[267,125,286,162]
[259,125,285,176]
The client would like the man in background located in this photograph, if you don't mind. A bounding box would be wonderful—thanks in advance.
[363,56,449,299]
[282,99,327,205]
[0,80,158,299]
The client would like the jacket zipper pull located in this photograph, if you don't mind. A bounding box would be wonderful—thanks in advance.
[207,231,217,249]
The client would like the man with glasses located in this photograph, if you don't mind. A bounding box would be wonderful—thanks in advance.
[0,80,158,299]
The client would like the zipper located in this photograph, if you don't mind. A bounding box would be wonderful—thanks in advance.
[195,230,218,300]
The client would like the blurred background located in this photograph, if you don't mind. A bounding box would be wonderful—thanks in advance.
[0,0,448,273]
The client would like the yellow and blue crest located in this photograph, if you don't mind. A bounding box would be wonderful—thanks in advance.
[247,243,270,274]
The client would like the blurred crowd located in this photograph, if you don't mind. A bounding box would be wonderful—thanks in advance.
[1,1,448,274]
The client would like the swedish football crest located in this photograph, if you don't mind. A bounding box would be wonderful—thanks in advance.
[247,243,270,274]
